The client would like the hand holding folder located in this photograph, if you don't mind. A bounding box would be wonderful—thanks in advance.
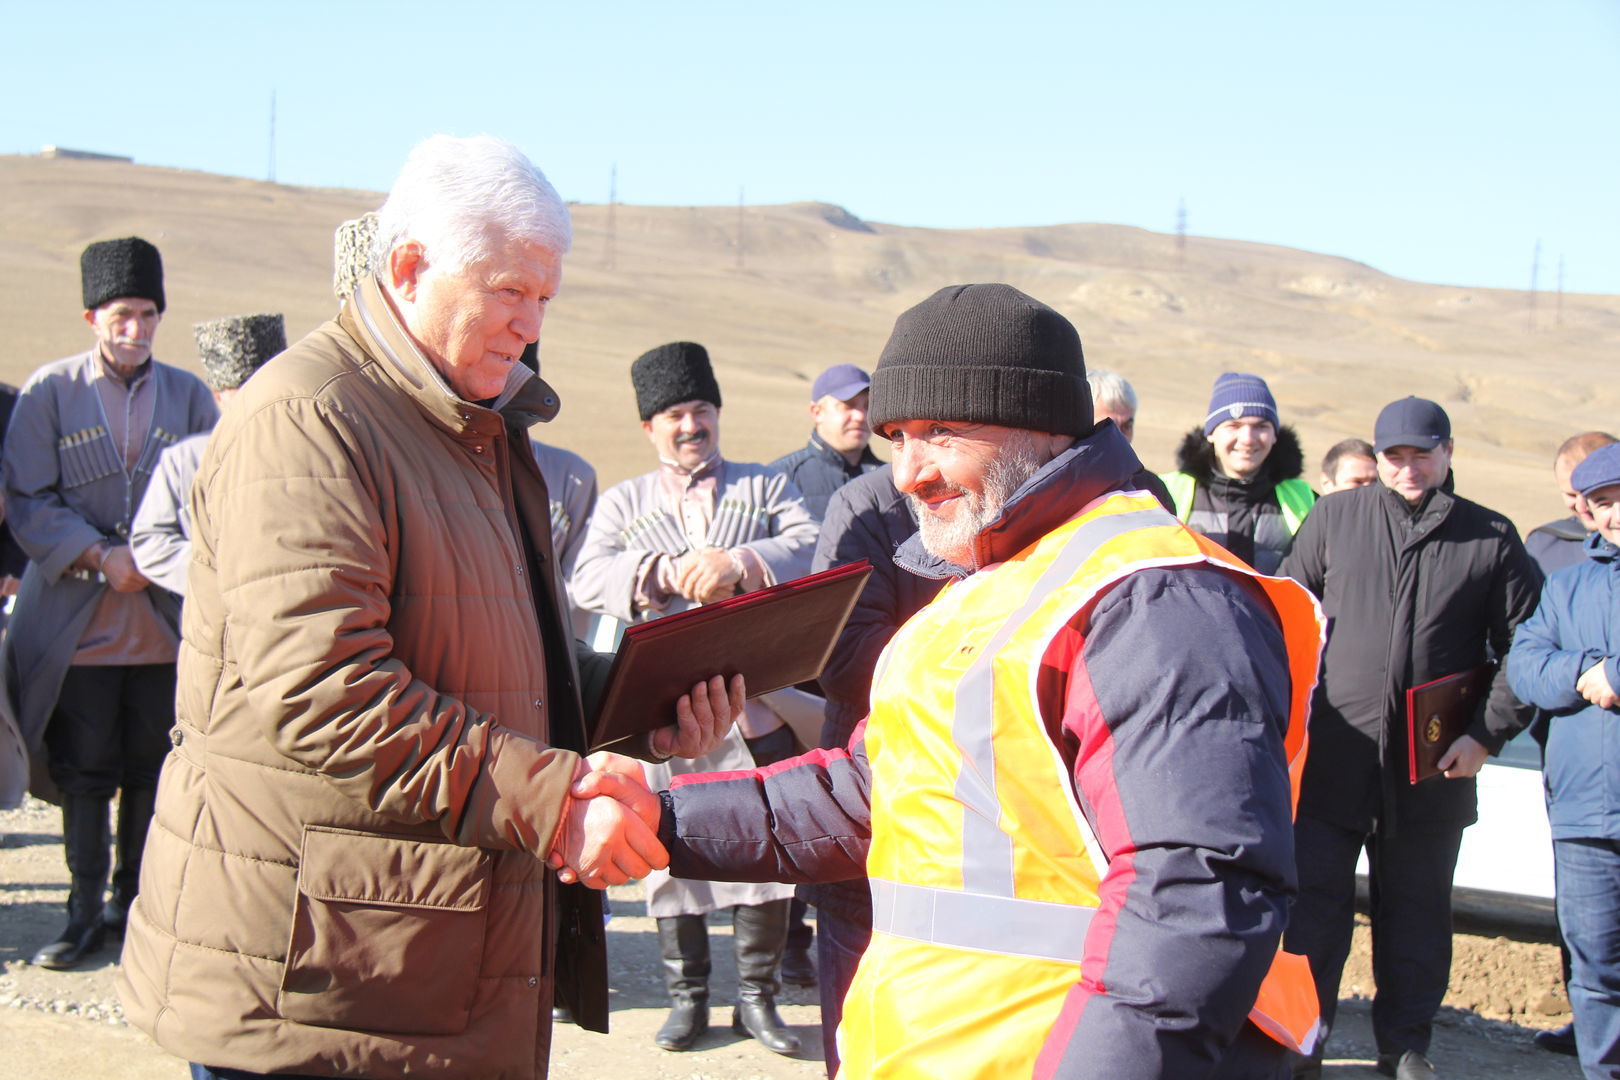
[589,561,873,752]
[1406,664,1495,784]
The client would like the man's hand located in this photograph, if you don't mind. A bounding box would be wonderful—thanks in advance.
[547,754,667,888]
[0,576,18,598]
[650,674,745,760]
[101,546,151,593]
[1577,660,1619,710]
[674,548,742,604]
[1437,732,1490,779]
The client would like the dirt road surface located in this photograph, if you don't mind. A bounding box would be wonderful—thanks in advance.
[2,797,1583,1078]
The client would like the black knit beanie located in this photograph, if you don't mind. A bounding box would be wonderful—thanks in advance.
[81,237,166,313]
[868,284,1091,437]
[631,341,723,420]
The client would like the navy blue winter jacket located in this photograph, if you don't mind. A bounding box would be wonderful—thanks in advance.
[1507,533,1620,840]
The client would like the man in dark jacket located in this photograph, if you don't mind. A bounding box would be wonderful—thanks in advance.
[769,363,882,519]
[573,284,1325,1078]
[1527,432,1618,576]
[1161,372,1314,573]
[1508,442,1620,1079]
[1279,396,1542,1080]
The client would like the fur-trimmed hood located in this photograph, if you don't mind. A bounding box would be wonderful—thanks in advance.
[1174,423,1306,484]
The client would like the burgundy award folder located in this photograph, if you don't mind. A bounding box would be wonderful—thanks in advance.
[588,560,874,752]
[1406,664,1494,784]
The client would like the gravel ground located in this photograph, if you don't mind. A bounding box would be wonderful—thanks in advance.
[1,796,1585,1078]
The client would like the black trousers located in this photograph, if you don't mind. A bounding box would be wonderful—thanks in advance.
[1284,812,1464,1058]
[44,663,176,797]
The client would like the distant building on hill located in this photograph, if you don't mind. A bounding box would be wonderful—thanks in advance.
[39,146,133,163]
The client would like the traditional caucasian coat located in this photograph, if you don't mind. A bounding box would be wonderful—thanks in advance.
[1,350,215,791]
[571,461,817,915]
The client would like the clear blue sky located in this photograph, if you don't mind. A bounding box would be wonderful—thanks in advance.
[6,1,1616,294]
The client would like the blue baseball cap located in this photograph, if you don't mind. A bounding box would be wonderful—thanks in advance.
[811,363,870,402]
[1373,396,1451,454]
[1572,443,1620,498]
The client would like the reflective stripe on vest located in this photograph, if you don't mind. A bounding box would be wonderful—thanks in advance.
[841,489,1324,1077]
[1159,472,1316,535]
[870,878,1096,965]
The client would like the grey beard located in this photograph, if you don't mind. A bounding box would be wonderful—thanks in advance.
[913,434,1047,569]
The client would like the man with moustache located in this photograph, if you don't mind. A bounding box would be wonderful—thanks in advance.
[1279,397,1542,1079]
[574,285,1326,1078]
[770,363,883,520]
[2,237,217,970]
[571,341,819,1055]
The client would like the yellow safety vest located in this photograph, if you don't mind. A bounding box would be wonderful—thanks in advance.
[839,490,1324,1078]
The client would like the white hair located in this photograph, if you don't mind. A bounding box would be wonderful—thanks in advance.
[371,135,572,275]
[1086,369,1138,413]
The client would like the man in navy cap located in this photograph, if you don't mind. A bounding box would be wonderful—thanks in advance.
[1279,396,1542,1079]
[770,363,883,520]
[1509,442,1620,1079]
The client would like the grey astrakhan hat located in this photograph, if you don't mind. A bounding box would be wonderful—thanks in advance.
[194,313,286,391]
[333,213,379,303]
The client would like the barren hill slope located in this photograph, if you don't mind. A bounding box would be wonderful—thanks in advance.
[2,154,1614,531]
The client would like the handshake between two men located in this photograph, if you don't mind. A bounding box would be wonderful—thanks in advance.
[548,673,747,887]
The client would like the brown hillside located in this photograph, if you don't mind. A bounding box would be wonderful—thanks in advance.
[3,154,1615,533]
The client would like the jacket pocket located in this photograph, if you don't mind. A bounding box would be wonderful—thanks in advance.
[278,826,493,1036]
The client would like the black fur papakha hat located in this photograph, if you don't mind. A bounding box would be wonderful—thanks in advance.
[194,313,285,391]
[868,283,1091,437]
[81,237,166,313]
[631,341,723,420]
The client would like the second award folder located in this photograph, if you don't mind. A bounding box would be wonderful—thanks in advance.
[588,560,874,752]
[1406,664,1494,784]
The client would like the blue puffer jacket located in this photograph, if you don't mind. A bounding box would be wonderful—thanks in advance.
[1507,532,1620,840]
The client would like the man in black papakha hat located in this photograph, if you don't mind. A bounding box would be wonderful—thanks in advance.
[571,341,820,1057]
[1,237,217,969]
[130,312,286,596]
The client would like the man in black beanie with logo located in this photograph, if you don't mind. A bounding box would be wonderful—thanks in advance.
[2,236,216,969]
[569,284,1328,1078]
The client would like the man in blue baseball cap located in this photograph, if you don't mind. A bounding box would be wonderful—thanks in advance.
[770,363,883,520]
[1509,442,1620,1079]
[1280,395,1543,1079]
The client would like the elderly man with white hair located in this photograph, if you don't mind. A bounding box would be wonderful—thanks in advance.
[118,136,738,1080]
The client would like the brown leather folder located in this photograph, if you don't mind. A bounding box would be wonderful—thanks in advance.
[1406,664,1495,784]
[588,560,874,752]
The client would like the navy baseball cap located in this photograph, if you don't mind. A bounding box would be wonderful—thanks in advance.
[1373,396,1451,454]
[811,363,870,402]
[1572,443,1620,498]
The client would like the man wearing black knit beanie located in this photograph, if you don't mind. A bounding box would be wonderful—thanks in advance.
[575,283,1329,1078]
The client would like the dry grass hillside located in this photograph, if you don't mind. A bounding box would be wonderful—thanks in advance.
[3,154,1615,533]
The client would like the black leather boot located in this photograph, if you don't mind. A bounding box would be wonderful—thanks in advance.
[731,899,801,1055]
[103,785,156,934]
[654,914,710,1051]
[32,795,110,970]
